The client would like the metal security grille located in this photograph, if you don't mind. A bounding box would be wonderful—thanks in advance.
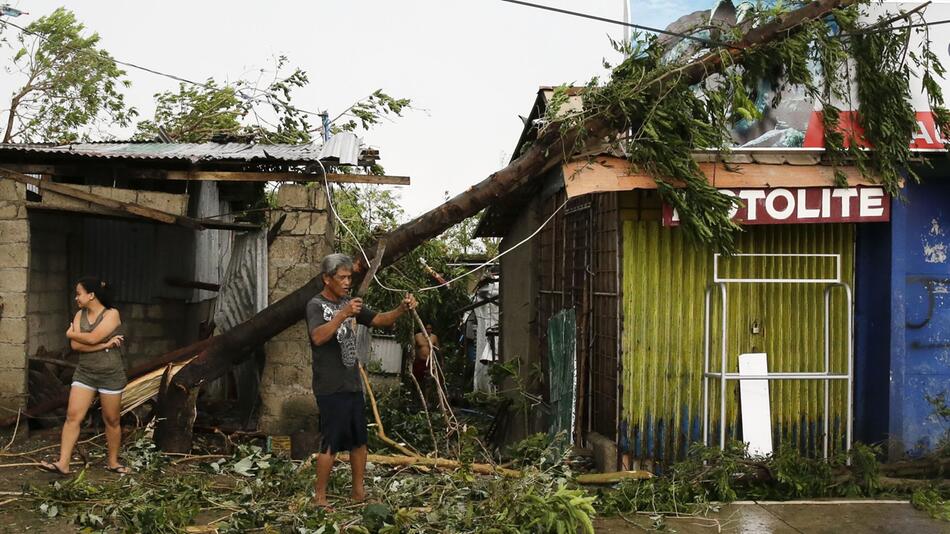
[536,191,621,443]
[588,193,621,441]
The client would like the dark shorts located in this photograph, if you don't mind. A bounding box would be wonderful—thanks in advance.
[412,357,428,384]
[315,391,368,453]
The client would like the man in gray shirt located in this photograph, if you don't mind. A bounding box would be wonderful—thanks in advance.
[307,253,416,508]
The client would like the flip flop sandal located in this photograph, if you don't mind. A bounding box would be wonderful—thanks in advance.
[38,461,69,476]
[105,465,131,475]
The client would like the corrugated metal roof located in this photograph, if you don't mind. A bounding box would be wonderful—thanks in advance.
[0,132,367,165]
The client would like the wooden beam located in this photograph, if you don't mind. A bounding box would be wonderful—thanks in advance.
[164,276,220,292]
[1,168,260,232]
[562,157,880,198]
[165,170,410,185]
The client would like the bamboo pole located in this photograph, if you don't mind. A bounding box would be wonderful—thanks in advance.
[336,452,522,478]
[575,470,654,485]
[358,365,417,458]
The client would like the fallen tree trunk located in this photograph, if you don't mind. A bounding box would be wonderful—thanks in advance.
[154,0,858,453]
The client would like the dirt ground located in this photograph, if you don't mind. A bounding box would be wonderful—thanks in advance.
[1,429,948,533]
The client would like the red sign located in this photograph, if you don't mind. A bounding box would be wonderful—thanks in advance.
[662,187,890,226]
[803,111,948,150]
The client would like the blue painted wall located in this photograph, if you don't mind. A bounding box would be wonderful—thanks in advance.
[887,172,950,457]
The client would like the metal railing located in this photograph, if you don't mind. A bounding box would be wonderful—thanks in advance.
[701,253,853,461]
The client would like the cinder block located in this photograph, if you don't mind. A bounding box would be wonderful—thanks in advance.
[0,293,27,318]
[0,367,26,397]
[311,185,328,210]
[129,304,146,320]
[146,305,165,320]
[0,269,27,293]
[135,191,188,216]
[0,180,24,201]
[270,265,319,294]
[269,236,305,263]
[310,213,329,235]
[0,201,19,219]
[269,364,310,386]
[275,185,312,209]
[0,393,27,415]
[0,221,28,244]
[0,343,26,368]
[0,242,28,269]
[89,186,137,204]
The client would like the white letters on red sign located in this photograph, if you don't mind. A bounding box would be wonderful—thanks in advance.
[664,187,890,226]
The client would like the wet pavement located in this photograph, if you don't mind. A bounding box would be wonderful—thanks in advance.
[594,501,950,533]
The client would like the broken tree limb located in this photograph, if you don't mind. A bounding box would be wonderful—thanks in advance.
[352,240,424,458]
[358,365,418,458]
[336,452,522,478]
[575,470,654,485]
[153,0,859,453]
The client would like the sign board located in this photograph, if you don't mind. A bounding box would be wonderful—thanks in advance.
[739,353,773,457]
[637,1,950,151]
[663,186,890,226]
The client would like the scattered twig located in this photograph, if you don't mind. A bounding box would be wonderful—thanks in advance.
[0,433,105,458]
[171,454,228,466]
[2,409,21,451]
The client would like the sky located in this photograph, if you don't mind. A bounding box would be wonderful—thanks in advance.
[0,0,710,218]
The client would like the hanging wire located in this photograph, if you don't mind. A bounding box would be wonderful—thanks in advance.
[315,155,569,295]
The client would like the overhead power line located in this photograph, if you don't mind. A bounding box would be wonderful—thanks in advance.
[498,0,740,50]
[499,0,950,48]
[0,17,327,121]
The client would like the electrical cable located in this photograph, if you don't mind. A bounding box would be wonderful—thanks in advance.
[498,0,741,50]
[499,0,950,45]
[0,17,326,119]
[314,157,569,294]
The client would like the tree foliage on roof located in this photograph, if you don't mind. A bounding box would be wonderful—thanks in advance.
[536,0,949,250]
[134,56,410,144]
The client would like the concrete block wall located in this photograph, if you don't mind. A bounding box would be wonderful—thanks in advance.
[0,179,29,413]
[258,184,333,435]
[119,301,188,370]
[26,213,71,357]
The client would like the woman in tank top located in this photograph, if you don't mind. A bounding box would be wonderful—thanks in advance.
[40,277,130,475]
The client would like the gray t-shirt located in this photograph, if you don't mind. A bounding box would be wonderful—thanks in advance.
[306,295,377,395]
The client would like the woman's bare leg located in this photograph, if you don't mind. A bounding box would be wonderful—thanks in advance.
[98,392,123,468]
[55,386,97,472]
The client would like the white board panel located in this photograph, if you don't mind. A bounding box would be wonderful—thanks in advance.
[739,353,773,457]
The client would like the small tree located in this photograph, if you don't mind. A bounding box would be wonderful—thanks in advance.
[3,8,135,143]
